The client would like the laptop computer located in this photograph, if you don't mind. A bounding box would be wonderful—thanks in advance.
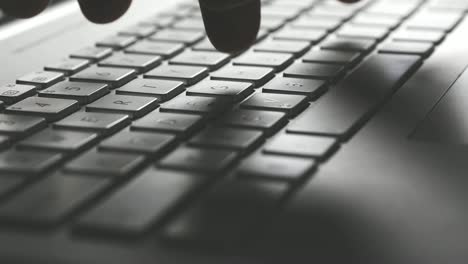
[0,0,467,263]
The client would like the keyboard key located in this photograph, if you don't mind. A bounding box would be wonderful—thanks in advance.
[160,95,230,116]
[0,149,63,175]
[54,112,130,135]
[189,127,264,152]
[96,35,138,49]
[219,109,286,135]
[192,38,217,52]
[262,6,301,20]
[291,17,342,31]
[0,114,46,138]
[145,65,208,85]
[131,111,203,137]
[379,41,434,57]
[0,177,22,198]
[70,46,113,61]
[236,154,316,181]
[254,39,310,57]
[64,150,145,177]
[86,94,159,119]
[320,37,376,53]
[264,133,338,159]
[0,84,36,104]
[0,173,108,226]
[406,10,463,32]
[70,66,137,88]
[116,79,185,101]
[187,80,253,101]
[126,40,185,58]
[45,58,90,75]
[336,25,389,41]
[233,52,294,72]
[172,18,205,31]
[17,71,65,89]
[273,28,328,43]
[302,50,361,66]
[119,24,156,38]
[351,13,401,29]
[6,97,79,121]
[260,17,287,31]
[158,147,238,173]
[99,130,175,155]
[211,65,275,87]
[288,54,421,139]
[241,93,308,116]
[262,77,326,98]
[169,50,230,70]
[98,53,162,73]
[284,62,345,80]
[150,29,205,45]
[0,135,10,150]
[392,29,445,44]
[76,168,204,236]
[18,128,98,153]
[39,81,110,104]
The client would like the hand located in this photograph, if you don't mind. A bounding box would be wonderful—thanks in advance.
[0,0,361,52]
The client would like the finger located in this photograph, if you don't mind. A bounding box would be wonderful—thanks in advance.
[199,0,261,53]
[77,0,132,24]
[0,0,49,18]
[338,0,361,3]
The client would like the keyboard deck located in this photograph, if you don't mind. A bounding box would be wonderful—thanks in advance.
[0,0,466,245]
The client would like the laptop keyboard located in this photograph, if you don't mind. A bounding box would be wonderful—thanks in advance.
[0,0,466,244]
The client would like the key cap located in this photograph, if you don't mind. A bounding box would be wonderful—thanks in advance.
[6,97,79,121]
[406,11,463,32]
[379,41,434,57]
[0,173,108,226]
[273,28,327,43]
[241,93,308,116]
[144,65,209,85]
[86,94,159,119]
[320,37,376,53]
[336,25,389,41]
[262,6,301,20]
[254,39,310,57]
[211,65,275,87]
[262,77,326,98]
[162,179,288,244]
[96,35,138,49]
[70,46,113,61]
[99,130,175,155]
[160,95,230,116]
[172,18,205,31]
[308,6,355,20]
[116,79,185,101]
[126,40,185,58]
[39,81,110,104]
[18,128,98,153]
[98,53,162,73]
[0,177,22,198]
[260,17,287,31]
[187,80,253,101]
[351,13,401,29]
[54,112,130,135]
[17,71,65,89]
[70,66,137,88]
[219,109,286,135]
[169,50,230,70]
[0,135,10,150]
[392,29,446,44]
[284,62,345,80]
[158,147,238,173]
[288,54,421,139]
[233,52,294,72]
[264,133,338,159]
[131,111,203,137]
[45,58,90,75]
[0,84,36,104]
[64,150,145,177]
[302,50,361,66]
[76,168,204,236]
[236,153,316,181]
[0,114,46,138]
[189,127,263,152]
[192,38,217,52]
[119,24,156,38]
[150,29,205,45]
[291,17,342,31]
[0,149,63,175]
[140,16,175,27]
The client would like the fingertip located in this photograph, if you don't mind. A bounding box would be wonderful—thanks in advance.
[78,0,132,24]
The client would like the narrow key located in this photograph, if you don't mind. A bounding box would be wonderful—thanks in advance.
[169,50,230,70]
[379,41,434,57]
[336,25,389,41]
[160,95,230,116]
[54,112,130,135]
[262,77,326,98]
[189,127,263,152]
[6,97,79,121]
[116,79,185,101]
[150,29,204,45]
[18,128,98,153]
[219,109,286,135]
[39,81,110,104]
[17,71,64,89]
[70,46,112,61]
[284,62,345,80]
[320,37,376,53]
[211,65,275,87]
[0,149,63,175]
[99,130,175,155]
[76,168,204,236]
[98,53,162,73]
[273,28,328,43]
[96,35,138,49]
[0,172,108,226]
[241,92,308,116]
[70,66,137,88]
[187,80,253,101]
[125,40,185,58]
[158,146,238,173]
[64,150,145,177]
[144,65,209,85]
[0,114,46,138]
[119,24,156,38]
[0,177,22,198]
[254,39,310,57]
[45,58,90,75]
[233,52,294,72]
[264,133,338,159]
[131,111,203,137]
[86,94,159,119]
[302,50,361,66]
[0,84,36,104]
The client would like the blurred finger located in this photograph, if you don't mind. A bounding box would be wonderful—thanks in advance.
[0,0,49,18]
[77,0,132,24]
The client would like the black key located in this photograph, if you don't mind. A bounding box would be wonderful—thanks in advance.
[64,150,145,177]
[54,112,130,135]
[219,109,286,135]
[233,52,294,72]
[99,130,175,155]
[144,65,209,85]
[262,77,326,98]
[241,93,308,116]
[86,94,159,119]
[160,95,230,116]
[131,111,203,137]
[187,80,253,101]
[98,53,162,73]
[45,58,90,75]
[76,168,204,236]
[264,133,338,159]
[302,50,361,66]
[0,177,22,198]
[189,127,263,152]
[158,147,238,173]
[291,17,342,31]
[39,81,110,104]
[288,54,421,139]
[211,65,275,87]
[0,173,108,226]
[0,84,36,104]
[254,39,310,57]
[336,25,389,41]
[320,37,376,53]
[70,46,113,61]
[150,29,205,45]
[125,40,185,58]
[6,97,79,121]
[169,50,230,70]
[18,128,98,153]
[70,66,137,88]
[0,149,63,175]
[116,79,185,101]
[17,71,65,89]
[0,114,46,138]
[379,41,434,57]
[119,24,156,38]
[162,179,288,244]
[96,35,138,49]
[284,62,345,80]
[273,28,328,43]
[236,154,316,181]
